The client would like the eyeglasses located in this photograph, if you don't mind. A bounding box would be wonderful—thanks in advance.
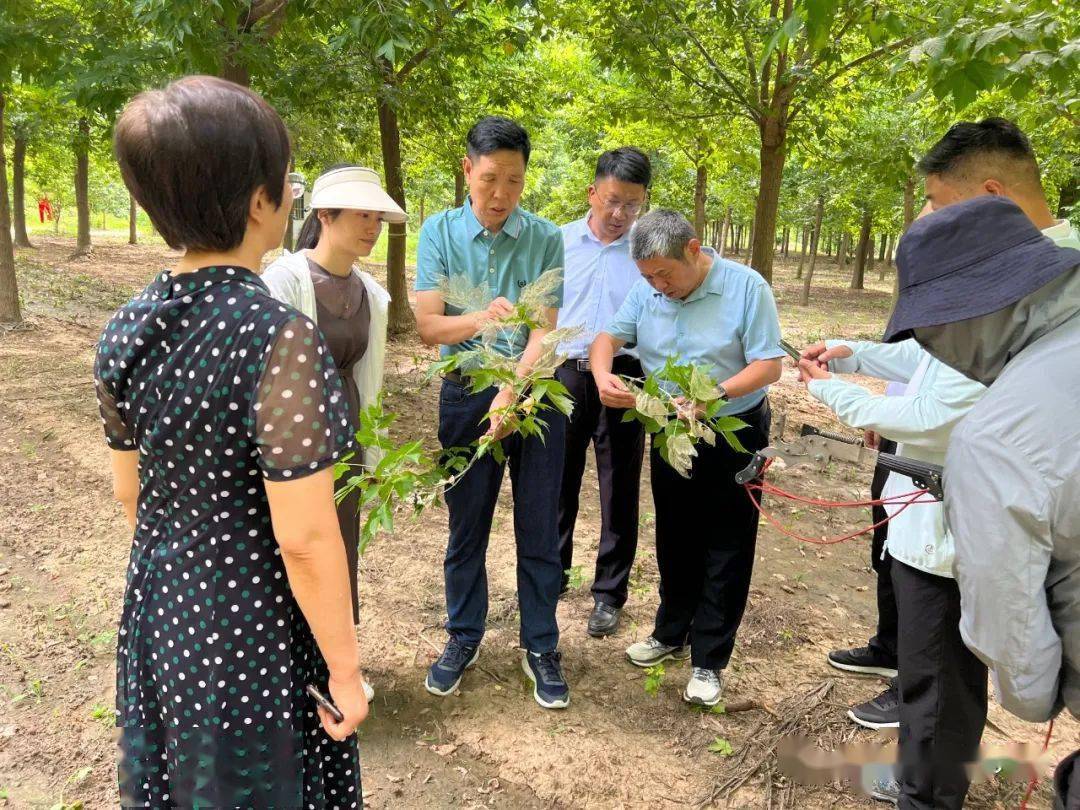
[601,198,644,216]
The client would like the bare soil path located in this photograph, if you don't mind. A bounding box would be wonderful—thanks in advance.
[0,238,1071,809]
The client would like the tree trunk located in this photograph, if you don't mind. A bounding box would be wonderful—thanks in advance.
[454,165,465,207]
[782,225,790,258]
[12,135,32,248]
[800,195,824,307]
[903,177,916,232]
[733,224,741,256]
[867,232,876,273]
[222,50,251,87]
[1058,174,1078,218]
[795,224,808,279]
[851,209,871,290]
[836,231,849,266]
[693,163,707,238]
[751,116,787,283]
[886,233,896,265]
[877,232,887,262]
[419,195,425,228]
[377,87,415,335]
[128,193,138,244]
[73,117,92,257]
[718,206,731,258]
[0,93,20,323]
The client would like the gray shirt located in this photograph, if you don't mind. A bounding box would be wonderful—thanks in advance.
[945,311,1080,722]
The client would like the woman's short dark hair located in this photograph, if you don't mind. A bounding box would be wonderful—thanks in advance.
[466,116,531,165]
[114,75,291,252]
[595,147,651,188]
[916,118,1040,187]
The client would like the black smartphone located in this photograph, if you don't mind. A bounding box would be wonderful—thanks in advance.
[306,684,344,723]
[778,338,801,361]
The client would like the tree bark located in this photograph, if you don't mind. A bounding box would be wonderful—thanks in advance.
[128,193,138,245]
[795,224,808,279]
[903,176,916,231]
[750,116,787,283]
[782,225,790,258]
[454,165,465,207]
[800,195,824,307]
[377,85,415,335]
[851,209,871,290]
[836,231,849,266]
[1058,175,1078,218]
[718,206,731,258]
[877,231,887,262]
[12,135,32,248]
[867,231,876,273]
[693,163,707,238]
[886,233,896,265]
[419,195,425,228]
[73,117,92,257]
[0,92,20,323]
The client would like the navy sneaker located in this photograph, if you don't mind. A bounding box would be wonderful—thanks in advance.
[424,637,479,696]
[521,650,570,709]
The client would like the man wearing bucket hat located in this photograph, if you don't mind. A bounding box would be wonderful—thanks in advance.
[798,118,1080,808]
[263,165,407,705]
[884,194,1080,809]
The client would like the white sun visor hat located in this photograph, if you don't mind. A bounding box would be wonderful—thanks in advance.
[309,167,407,223]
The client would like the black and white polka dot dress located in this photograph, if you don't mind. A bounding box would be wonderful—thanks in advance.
[94,265,362,808]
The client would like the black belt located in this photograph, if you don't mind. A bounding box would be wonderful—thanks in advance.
[560,356,642,374]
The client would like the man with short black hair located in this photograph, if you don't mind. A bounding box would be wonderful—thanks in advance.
[556,147,651,637]
[415,116,570,709]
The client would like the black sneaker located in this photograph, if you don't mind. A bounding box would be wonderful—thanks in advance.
[848,682,900,730]
[521,650,570,709]
[827,645,898,678]
[587,602,620,637]
[424,637,479,696]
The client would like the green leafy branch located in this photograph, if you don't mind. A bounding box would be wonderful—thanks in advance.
[621,357,748,478]
[334,269,580,550]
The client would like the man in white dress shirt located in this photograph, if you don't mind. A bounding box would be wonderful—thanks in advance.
[555,147,651,637]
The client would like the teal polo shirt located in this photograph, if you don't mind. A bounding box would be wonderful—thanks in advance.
[605,249,784,416]
[415,199,564,359]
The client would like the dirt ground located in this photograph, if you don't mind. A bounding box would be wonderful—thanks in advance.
[0,236,1073,809]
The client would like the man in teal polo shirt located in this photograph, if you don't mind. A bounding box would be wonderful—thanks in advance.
[590,209,783,708]
[414,116,570,709]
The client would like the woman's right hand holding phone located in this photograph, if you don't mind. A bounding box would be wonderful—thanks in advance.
[322,668,369,740]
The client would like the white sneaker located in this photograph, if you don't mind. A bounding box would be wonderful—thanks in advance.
[363,679,374,703]
[683,667,723,706]
[625,636,691,668]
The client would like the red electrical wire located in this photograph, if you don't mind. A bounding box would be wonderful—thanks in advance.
[741,457,938,545]
[1018,719,1055,810]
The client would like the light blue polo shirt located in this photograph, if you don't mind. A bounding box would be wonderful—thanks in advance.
[605,249,784,415]
[557,214,639,360]
[415,198,564,359]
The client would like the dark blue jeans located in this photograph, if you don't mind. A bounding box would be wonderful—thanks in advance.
[438,378,565,653]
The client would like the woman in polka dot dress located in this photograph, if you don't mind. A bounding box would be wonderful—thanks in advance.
[96,76,368,807]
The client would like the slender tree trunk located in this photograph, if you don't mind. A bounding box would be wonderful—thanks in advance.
[733,224,741,256]
[903,177,916,231]
[73,117,92,257]
[877,232,887,262]
[886,233,896,265]
[836,231,849,266]
[746,200,758,266]
[12,135,32,248]
[0,92,20,323]
[795,224,808,279]
[1058,175,1078,218]
[718,206,731,258]
[419,195,425,228]
[693,163,707,238]
[867,231,876,274]
[454,165,465,207]
[781,225,790,258]
[800,195,824,307]
[851,209,871,290]
[751,116,787,283]
[128,193,138,245]
[377,87,415,335]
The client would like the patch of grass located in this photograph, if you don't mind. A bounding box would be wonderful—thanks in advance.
[90,703,114,728]
[563,565,584,591]
[644,663,665,697]
[707,736,734,756]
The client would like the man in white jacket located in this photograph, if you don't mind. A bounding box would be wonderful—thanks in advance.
[799,118,1080,809]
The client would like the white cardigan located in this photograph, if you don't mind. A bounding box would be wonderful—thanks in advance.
[261,249,389,468]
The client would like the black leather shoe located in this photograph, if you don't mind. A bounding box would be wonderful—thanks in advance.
[587,602,620,637]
